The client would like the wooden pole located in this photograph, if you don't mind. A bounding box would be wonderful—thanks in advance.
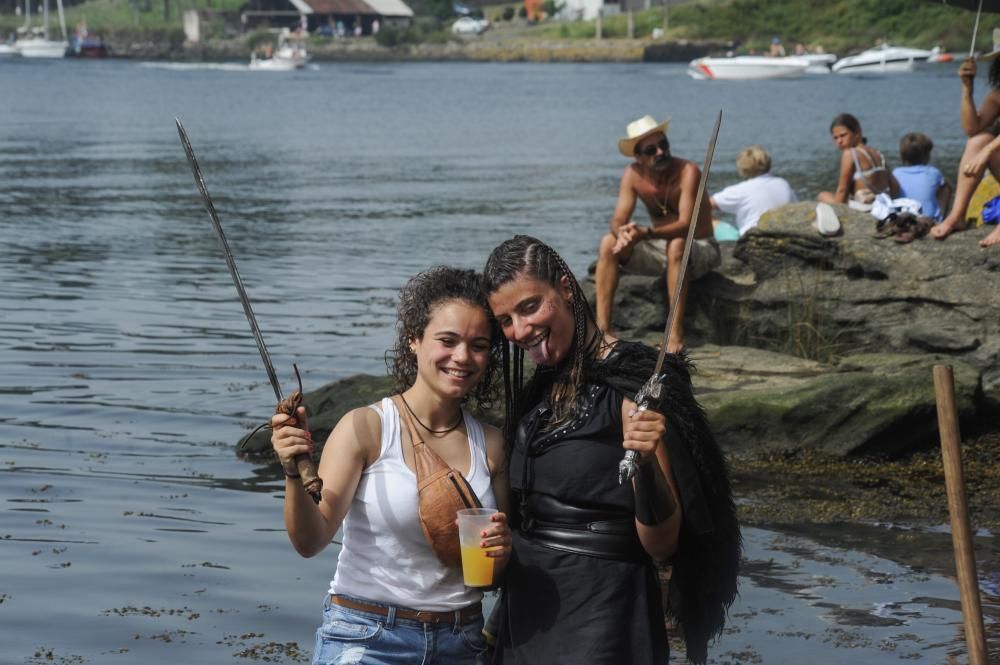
[932,364,988,665]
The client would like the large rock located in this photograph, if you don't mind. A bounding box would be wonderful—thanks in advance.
[682,344,981,458]
[237,345,981,459]
[237,374,505,458]
[590,202,1000,404]
[240,207,996,459]
[238,374,394,457]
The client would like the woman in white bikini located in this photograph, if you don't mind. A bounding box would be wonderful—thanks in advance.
[818,113,899,210]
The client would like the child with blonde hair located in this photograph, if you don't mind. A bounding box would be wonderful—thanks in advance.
[710,145,797,237]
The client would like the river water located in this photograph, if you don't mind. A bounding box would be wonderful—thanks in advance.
[0,57,995,663]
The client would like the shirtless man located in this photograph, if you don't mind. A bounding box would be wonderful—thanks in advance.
[931,57,1000,248]
[595,115,720,353]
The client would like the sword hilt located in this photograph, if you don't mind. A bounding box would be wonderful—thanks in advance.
[274,365,323,504]
[618,450,641,485]
[619,374,663,485]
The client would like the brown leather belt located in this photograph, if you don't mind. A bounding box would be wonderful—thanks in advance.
[329,595,482,625]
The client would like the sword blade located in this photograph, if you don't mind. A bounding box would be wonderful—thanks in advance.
[175,118,284,404]
[652,109,722,375]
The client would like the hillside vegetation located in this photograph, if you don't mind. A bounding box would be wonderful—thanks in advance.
[533,0,989,54]
[666,0,984,54]
[1,0,993,54]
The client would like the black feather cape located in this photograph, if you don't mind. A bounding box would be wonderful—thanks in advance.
[531,339,742,664]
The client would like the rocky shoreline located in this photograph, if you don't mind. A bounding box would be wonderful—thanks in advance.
[237,202,1000,530]
[102,32,728,62]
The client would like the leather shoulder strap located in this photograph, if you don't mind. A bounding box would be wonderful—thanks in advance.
[392,395,450,482]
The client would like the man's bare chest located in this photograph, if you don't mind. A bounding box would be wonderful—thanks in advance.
[635,177,679,217]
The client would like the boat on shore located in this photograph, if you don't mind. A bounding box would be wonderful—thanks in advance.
[832,44,936,75]
[66,21,110,58]
[688,55,810,80]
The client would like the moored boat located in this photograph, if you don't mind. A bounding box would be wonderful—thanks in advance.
[832,44,935,75]
[15,0,68,59]
[688,55,810,80]
[16,37,68,58]
[926,46,954,64]
[66,21,110,58]
[801,52,837,74]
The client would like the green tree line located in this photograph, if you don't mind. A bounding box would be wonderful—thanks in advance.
[1,0,992,54]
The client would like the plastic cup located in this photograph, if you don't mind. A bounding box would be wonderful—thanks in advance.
[457,507,497,587]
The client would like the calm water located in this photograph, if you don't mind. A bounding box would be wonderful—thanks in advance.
[0,57,994,663]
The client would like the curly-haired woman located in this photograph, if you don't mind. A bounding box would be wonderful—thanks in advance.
[271,266,512,665]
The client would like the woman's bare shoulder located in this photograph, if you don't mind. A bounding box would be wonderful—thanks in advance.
[328,405,384,462]
[482,422,505,453]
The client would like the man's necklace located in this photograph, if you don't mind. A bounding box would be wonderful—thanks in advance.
[653,176,670,216]
[654,192,669,217]
[398,393,463,435]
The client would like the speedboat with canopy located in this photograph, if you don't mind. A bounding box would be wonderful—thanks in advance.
[831,44,937,74]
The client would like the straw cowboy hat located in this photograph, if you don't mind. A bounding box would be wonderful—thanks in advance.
[618,115,670,158]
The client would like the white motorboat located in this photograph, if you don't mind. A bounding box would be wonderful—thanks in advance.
[801,53,836,74]
[831,44,935,75]
[0,42,17,57]
[688,55,810,80]
[249,43,308,71]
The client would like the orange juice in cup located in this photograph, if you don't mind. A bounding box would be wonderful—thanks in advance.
[457,508,497,587]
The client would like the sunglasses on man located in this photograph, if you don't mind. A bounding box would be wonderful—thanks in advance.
[637,138,670,158]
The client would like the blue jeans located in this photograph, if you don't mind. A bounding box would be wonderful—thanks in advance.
[312,595,488,665]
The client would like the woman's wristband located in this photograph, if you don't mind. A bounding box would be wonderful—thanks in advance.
[283,466,301,479]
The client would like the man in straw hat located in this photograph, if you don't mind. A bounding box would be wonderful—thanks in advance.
[595,114,721,351]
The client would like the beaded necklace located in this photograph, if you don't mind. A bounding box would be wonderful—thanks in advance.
[398,393,462,435]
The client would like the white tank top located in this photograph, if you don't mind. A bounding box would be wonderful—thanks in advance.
[329,397,496,611]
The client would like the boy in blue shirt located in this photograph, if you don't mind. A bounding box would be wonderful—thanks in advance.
[892,132,953,221]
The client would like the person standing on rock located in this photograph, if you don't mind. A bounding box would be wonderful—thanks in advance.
[482,235,740,665]
[595,115,721,352]
[270,266,512,665]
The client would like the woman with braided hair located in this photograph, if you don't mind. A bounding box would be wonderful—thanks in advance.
[482,235,740,665]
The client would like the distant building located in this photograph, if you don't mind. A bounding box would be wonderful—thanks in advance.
[241,0,413,35]
[560,0,669,22]
[558,0,607,21]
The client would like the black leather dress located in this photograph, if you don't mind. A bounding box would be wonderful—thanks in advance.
[493,381,669,665]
